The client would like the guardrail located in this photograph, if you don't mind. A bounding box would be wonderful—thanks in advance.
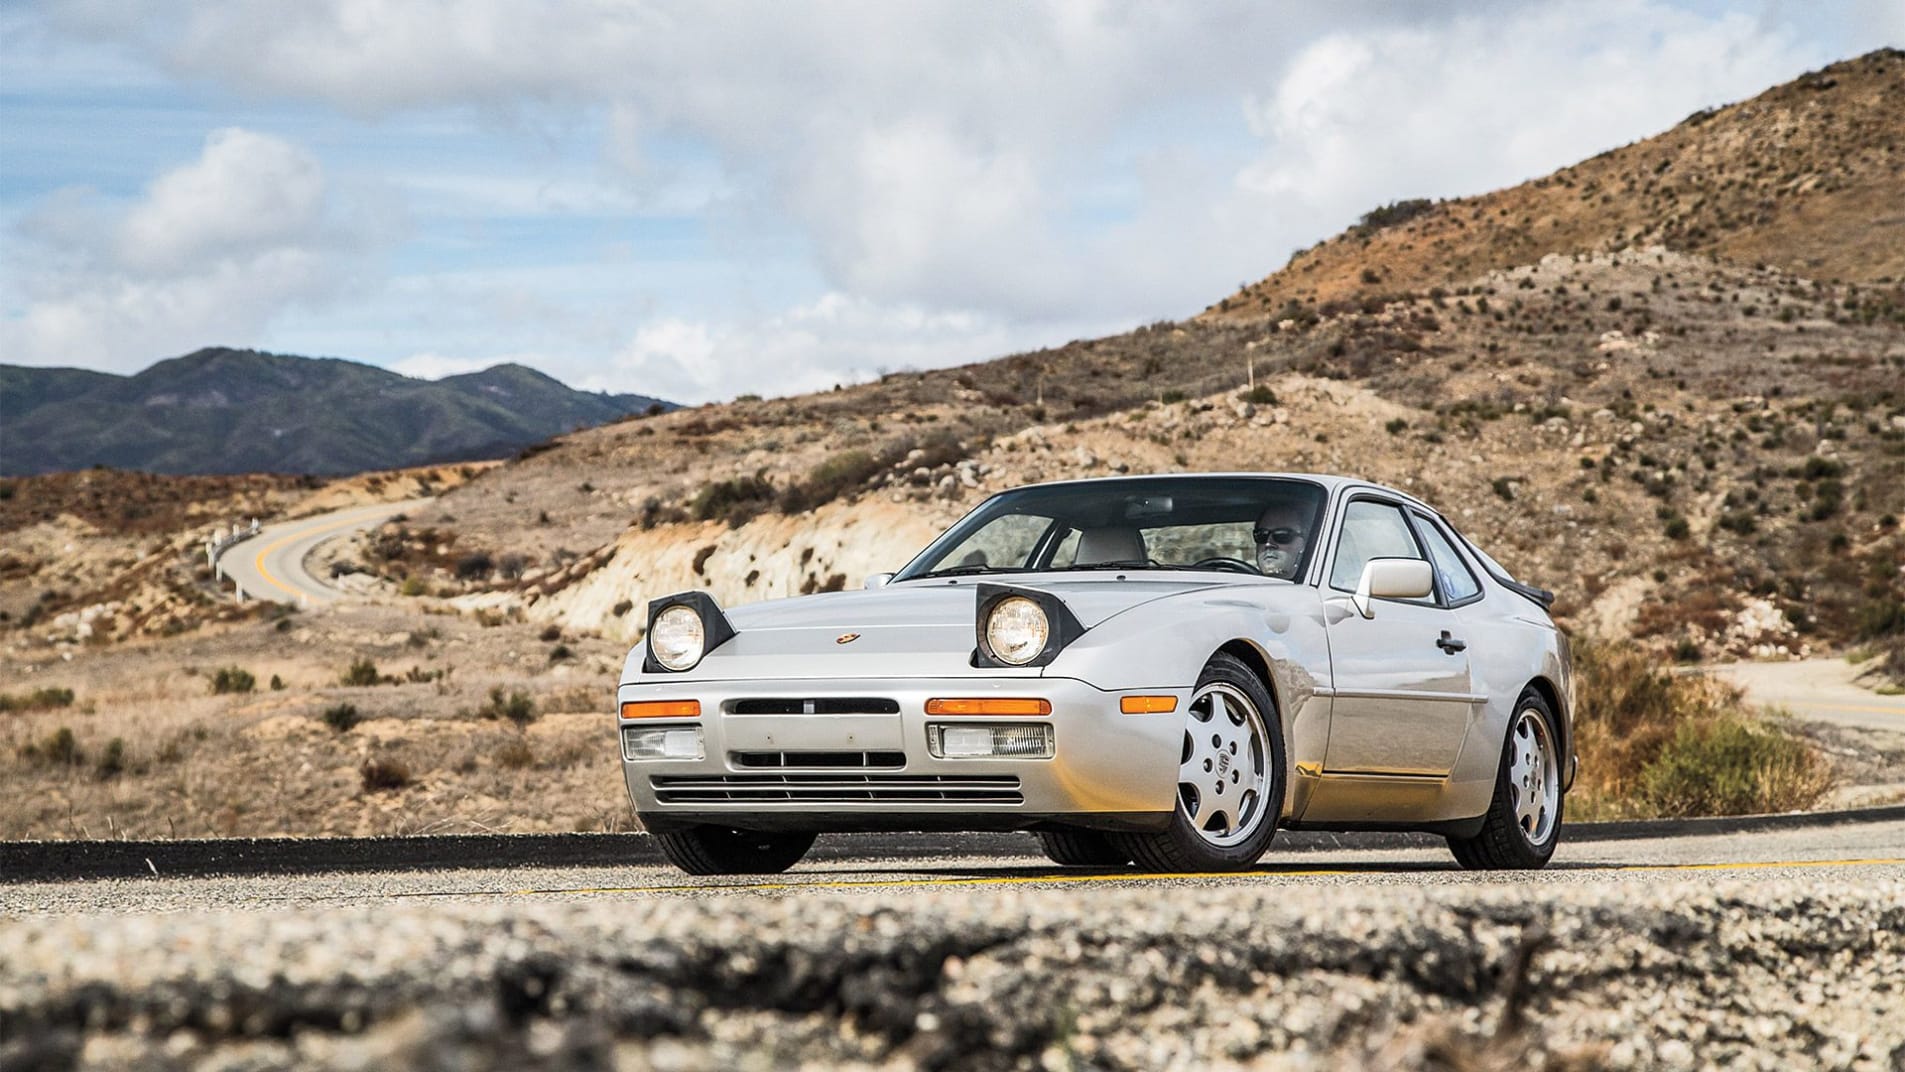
[207,519,261,603]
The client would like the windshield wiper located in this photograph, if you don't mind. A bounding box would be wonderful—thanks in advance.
[910,565,1018,580]
[1059,560,1166,571]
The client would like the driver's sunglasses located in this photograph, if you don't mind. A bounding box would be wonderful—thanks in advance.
[1254,526,1302,546]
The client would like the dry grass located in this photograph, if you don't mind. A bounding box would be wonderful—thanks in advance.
[1569,640,1833,819]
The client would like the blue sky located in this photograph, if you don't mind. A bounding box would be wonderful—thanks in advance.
[1,2,1898,404]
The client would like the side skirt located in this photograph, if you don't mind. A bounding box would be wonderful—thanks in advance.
[1282,814,1488,839]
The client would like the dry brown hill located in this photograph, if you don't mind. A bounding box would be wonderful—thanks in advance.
[1204,49,1904,322]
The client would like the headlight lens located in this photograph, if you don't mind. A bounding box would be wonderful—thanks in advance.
[985,596,1049,665]
[649,604,706,671]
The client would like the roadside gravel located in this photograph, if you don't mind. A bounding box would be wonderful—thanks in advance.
[4,875,1901,1071]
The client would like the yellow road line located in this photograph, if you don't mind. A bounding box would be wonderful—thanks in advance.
[248,507,401,600]
[393,856,1905,900]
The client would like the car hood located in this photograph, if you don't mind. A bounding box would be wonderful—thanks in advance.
[728,575,1238,631]
[639,574,1260,682]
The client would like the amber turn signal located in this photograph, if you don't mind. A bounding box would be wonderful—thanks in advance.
[1119,695,1178,714]
[924,697,1052,716]
[620,699,701,719]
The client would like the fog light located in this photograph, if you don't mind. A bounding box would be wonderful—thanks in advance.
[929,723,1054,759]
[622,726,704,761]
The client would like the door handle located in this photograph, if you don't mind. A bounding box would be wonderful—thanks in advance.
[1436,631,1466,654]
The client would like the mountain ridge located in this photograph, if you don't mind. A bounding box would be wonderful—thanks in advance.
[0,348,677,477]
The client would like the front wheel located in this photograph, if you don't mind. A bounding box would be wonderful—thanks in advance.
[1036,828,1130,867]
[1113,652,1284,872]
[653,826,816,875]
[1447,690,1563,870]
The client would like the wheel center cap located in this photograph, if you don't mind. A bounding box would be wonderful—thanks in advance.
[1217,752,1231,777]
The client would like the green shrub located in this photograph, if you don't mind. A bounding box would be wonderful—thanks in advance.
[780,450,882,514]
[322,703,362,733]
[1663,516,1690,540]
[341,658,382,687]
[1569,641,1832,820]
[1634,717,1831,817]
[1160,390,1188,405]
[1385,418,1408,435]
[360,757,413,792]
[18,726,82,767]
[211,667,255,695]
[95,738,126,780]
[400,576,429,597]
[690,473,777,527]
[494,739,535,770]
[1491,477,1515,501]
[1240,385,1278,405]
[0,686,75,713]
[269,674,285,691]
[479,686,536,727]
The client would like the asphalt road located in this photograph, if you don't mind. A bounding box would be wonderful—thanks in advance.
[1715,657,1905,734]
[8,818,1900,916]
[218,498,427,606]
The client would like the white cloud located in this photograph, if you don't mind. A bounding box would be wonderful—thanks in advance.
[1237,3,1825,233]
[120,128,327,273]
[568,293,1082,404]
[16,1,1881,396]
[1,127,390,370]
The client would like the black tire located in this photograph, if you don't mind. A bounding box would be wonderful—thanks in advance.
[653,826,816,876]
[1447,689,1563,870]
[1112,652,1284,872]
[1036,828,1130,867]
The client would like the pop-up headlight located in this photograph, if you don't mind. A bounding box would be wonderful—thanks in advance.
[972,584,1086,669]
[642,591,737,673]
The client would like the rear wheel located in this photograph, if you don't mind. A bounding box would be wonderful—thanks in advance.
[1447,690,1562,870]
[1113,652,1283,872]
[1036,828,1130,867]
[653,826,816,876]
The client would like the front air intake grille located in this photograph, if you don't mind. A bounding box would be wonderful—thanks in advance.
[650,773,1022,805]
[727,698,902,715]
[731,750,907,770]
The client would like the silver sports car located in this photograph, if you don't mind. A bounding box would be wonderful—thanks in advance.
[617,473,1573,875]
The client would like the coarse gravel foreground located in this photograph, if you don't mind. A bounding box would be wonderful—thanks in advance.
[2,875,1902,1072]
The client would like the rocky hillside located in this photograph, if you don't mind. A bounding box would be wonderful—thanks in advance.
[1204,48,1904,322]
[0,348,677,477]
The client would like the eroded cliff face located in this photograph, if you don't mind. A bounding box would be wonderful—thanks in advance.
[535,499,953,642]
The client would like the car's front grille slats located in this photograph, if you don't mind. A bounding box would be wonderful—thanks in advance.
[731,750,906,770]
[727,698,902,715]
[651,773,1022,805]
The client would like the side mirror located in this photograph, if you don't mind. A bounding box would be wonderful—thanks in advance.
[1353,558,1433,619]
[863,572,894,590]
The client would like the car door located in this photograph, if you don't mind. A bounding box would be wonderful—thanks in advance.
[1319,497,1476,777]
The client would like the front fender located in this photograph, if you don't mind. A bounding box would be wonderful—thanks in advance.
[1045,587,1333,811]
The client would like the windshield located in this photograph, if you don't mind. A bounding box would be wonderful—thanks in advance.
[895,476,1328,581]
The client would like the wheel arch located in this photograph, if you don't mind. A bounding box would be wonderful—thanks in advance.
[1522,674,1571,792]
[1216,638,1280,715]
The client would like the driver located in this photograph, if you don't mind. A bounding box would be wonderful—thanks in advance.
[1253,501,1310,580]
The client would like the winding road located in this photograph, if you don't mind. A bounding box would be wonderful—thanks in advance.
[218,498,428,606]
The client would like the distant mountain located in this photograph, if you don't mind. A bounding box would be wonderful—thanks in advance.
[0,348,678,476]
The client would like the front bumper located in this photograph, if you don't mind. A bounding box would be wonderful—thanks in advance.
[617,675,1183,834]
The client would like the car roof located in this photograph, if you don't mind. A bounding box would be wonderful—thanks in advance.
[1009,472,1437,514]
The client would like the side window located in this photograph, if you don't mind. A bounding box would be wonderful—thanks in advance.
[1413,513,1482,604]
[1327,500,1424,592]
